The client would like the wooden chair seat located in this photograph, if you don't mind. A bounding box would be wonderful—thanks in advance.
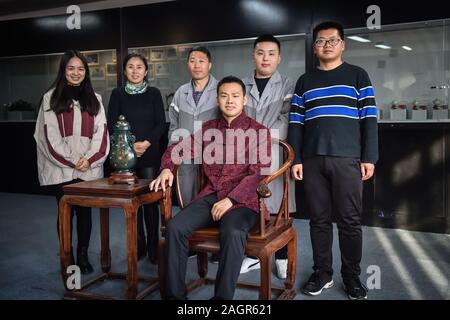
[189,216,293,246]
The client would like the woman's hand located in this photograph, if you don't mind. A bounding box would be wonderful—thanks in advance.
[75,157,90,172]
[133,140,151,157]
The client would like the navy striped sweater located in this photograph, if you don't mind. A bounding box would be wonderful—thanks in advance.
[288,62,378,164]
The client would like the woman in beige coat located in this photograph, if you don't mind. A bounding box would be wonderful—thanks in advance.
[34,50,109,274]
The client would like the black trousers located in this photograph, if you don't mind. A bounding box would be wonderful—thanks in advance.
[165,193,258,300]
[303,156,363,280]
[50,179,92,249]
[135,167,159,257]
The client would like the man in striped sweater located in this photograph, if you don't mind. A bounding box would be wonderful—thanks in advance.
[288,21,378,300]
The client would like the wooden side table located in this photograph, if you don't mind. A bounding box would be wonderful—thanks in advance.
[58,178,172,300]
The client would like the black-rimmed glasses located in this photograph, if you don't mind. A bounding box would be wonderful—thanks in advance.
[314,38,342,47]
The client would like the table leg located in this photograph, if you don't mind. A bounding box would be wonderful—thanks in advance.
[59,196,72,290]
[100,208,111,273]
[124,203,138,299]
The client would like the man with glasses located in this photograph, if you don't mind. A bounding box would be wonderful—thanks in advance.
[288,21,378,300]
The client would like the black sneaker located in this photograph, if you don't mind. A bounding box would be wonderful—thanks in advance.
[302,272,334,296]
[343,277,368,300]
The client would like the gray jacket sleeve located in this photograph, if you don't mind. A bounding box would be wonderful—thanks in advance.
[271,78,295,140]
[168,90,180,145]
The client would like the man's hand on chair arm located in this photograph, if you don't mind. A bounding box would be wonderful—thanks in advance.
[149,168,174,192]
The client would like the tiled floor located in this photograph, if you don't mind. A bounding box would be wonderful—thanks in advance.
[0,192,448,300]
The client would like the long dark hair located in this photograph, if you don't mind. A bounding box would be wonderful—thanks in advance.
[49,50,100,115]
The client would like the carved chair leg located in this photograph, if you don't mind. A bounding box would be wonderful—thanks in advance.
[258,248,272,300]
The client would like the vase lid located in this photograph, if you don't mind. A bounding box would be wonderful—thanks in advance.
[114,115,131,131]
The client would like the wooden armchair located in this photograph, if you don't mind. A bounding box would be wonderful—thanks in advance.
[158,139,297,300]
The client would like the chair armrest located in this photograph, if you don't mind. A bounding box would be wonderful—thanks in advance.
[257,139,294,197]
[156,165,178,223]
[257,184,272,198]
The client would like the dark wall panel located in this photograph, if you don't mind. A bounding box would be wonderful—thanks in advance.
[1,0,448,59]
[1,9,121,57]
[0,122,42,194]
[123,0,313,47]
[311,1,448,29]
[123,0,450,49]
[370,123,449,234]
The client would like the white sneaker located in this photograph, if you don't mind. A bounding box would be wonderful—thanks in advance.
[275,259,288,279]
[240,257,260,274]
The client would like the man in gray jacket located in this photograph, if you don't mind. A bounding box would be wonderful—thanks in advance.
[168,46,219,207]
[240,34,296,279]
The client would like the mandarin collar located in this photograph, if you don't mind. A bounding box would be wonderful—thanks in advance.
[218,111,249,129]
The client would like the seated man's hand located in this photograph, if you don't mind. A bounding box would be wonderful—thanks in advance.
[211,197,233,221]
[149,169,173,192]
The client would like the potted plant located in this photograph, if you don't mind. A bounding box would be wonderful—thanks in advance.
[7,99,34,120]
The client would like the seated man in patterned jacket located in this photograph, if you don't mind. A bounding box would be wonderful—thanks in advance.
[150,76,271,300]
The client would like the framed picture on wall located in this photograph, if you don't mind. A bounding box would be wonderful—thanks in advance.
[90,66,105,80]
[166,47,178,60]
[106,63,117,76]
[85,52,100,66]
[130,48,149,60]
[106,76,117,90]
[155,62,170,77]
[150,49,166,61]
[147,63,155,81]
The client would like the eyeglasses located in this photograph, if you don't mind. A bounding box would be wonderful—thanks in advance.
[314,38,342,47]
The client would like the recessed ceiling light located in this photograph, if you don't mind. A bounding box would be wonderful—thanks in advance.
[402,46,413,51]
[347,36,371,43]
[374,44,392,49]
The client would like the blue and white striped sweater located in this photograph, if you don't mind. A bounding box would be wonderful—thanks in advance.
[287,62,379,164]
[289,85,377,124]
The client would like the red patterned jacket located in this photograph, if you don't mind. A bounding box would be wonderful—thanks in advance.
[160,112,271,218]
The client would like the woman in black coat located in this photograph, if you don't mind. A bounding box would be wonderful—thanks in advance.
[107,53,166,263]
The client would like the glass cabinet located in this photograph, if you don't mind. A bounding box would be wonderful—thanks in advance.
[3,19,450,123]
[345,19,450,122]
[0,49,117,121]
[128,34,306,112]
